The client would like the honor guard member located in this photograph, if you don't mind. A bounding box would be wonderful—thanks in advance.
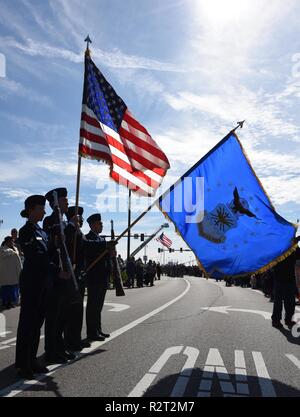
[272,238,300,329]
[64,206,90,351]
[43,187,73,364]
[85,213,112,341]
[15,195,51,379]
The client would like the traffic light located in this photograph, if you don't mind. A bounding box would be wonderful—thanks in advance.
[169,248,174,253]
[140,233,144,241]
[180,248,183,253]
[158,248,161,253]
[133,234,139,239]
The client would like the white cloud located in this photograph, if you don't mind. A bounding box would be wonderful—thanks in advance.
[0,77,52,106]
[1,36,188,72]
[164,86,300,142]
[1,188,31,201]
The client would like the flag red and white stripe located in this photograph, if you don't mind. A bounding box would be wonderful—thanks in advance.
[79,55,170,196]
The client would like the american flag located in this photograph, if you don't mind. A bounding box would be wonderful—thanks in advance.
[156,232,172,249]
[79,53,170,196]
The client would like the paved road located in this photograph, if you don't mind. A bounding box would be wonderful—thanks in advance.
[0,276,299,397]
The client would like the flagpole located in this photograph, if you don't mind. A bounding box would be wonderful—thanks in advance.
[83,121,245,274]
[72,155,82,263]
[127,189,132,261]
[72,36,92,265]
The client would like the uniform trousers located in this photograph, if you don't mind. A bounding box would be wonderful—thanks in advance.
[86,283,107,337]
[16,282,47,369]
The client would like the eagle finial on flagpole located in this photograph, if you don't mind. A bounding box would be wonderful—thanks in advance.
[231,120,245,133]
[84,35,92,56]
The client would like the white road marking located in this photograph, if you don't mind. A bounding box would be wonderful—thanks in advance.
[104,303,130,312]
[148,346,183,374]
[234,350,246,369]
[0,331,12,337]
[0,337,17,345]
[250,289,264,295]
[234,350,249,394]
[198,348,235,396]
[0,346,10,351]
[285,354,300,371]
[128,346,184,397]
[171,347,200,397]
[0,278,191,397]
[252,352,276,397]
[0,335,44,349]
[202,306,271,320]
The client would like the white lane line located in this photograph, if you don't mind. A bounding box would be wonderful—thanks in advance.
[252,352,276,397]
[0,278,191,397]
[285,354,300,370]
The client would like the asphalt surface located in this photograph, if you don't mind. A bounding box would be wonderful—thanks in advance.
[0,276,299,397]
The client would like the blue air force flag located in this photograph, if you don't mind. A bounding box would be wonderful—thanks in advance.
[158,132,297,277]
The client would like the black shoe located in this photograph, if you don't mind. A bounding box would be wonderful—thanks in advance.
[285,320,297,330]
[99,332,110,338]
[272,321,283,329]
[32,364,49,374]
[64,351,76,360]
[17,369,35,380]
[87,334,105,342]
[44,354,68,365]
[80,340,91,348]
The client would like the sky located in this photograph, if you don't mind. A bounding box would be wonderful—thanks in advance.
[0,0,300,264]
